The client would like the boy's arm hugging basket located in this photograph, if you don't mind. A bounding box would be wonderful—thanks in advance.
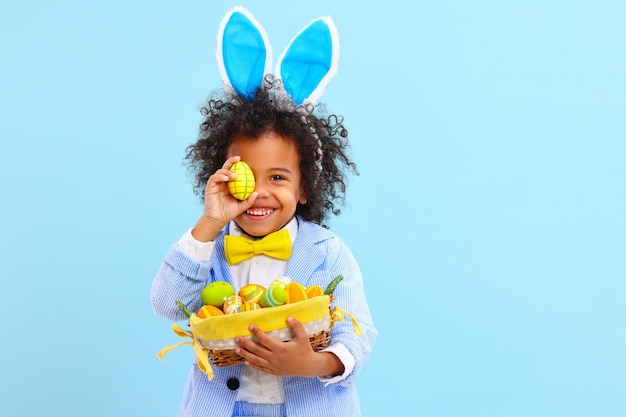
[157,275,362,380]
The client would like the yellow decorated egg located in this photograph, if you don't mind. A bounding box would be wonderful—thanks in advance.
[228,161,255,200]
[223,295,244,314]
[238,284,266,304]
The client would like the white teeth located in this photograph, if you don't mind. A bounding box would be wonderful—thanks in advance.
[246,208,273,216]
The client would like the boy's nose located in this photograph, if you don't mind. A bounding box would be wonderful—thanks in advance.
[254,184,269,198]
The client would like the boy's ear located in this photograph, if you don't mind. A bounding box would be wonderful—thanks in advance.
[299,190,307,205]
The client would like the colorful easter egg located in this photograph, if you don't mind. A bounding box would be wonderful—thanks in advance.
[285,282,307,304]
[197,304,225,318]
[201,281,236,308]
[237,302,262,313]
[305,285,324,298]
[223,295,244,314]
[260,286,287,308]
[228,161,255,200]
[269,276,291,290]
[238,284,266,304]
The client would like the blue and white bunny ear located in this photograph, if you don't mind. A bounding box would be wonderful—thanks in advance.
[216,7,272,100]
[275,16,340,106]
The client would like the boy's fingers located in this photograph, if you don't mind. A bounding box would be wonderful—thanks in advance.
[287,317,307,341]
[222,155,241,169]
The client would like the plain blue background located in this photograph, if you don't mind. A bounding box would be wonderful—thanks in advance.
[2,1,625,416]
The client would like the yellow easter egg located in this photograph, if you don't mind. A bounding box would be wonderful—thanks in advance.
[285,282,308,304]
[305,285,324,298]
[228,161,255,200]
[238,284,266,304]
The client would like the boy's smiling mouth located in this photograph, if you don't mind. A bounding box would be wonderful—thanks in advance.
[245,207,275,217]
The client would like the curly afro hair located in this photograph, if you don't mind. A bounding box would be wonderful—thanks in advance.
[184,77,358,227]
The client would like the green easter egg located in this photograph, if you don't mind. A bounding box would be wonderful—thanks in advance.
[259,286,287,308]
[201,281,236,308]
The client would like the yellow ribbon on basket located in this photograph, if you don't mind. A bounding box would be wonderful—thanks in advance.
[330,306,363,336]
[157,323,214,380]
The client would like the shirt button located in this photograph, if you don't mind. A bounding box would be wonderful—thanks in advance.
[226,377,240,391]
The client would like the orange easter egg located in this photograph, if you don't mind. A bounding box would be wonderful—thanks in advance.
[285,282,308,304]
[197,304,225,318]
[228,161,255,200]
[305,285,324,298]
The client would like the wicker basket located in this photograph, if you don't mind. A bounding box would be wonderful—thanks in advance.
[158,291,361,381]
[190,295,333,368]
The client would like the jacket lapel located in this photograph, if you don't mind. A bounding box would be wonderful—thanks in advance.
[210,228,234,285]
[285,218,333,285]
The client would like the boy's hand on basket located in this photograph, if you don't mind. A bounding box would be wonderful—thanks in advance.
[235,317,344,378]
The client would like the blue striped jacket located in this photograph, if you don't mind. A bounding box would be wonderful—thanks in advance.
[151,217,378,417]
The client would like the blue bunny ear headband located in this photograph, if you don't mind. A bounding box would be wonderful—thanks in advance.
[216,6,340,106]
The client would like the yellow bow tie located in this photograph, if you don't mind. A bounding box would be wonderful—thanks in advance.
[224,228,292,265]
